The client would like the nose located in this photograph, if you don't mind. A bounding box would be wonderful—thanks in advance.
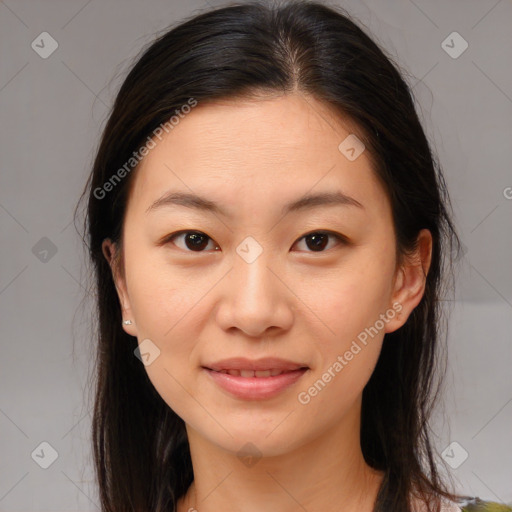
[214,244,294,338]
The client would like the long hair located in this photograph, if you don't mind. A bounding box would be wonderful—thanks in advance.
[75,1,465,510]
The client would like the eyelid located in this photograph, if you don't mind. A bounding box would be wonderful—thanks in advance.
[295,230,349,251]
[159,230,219,250]
[300,229,349,244]
[160,229,349,252]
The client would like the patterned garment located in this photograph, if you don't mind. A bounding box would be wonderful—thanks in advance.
[459,497,512,511]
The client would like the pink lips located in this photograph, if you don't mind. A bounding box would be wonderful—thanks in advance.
[202,357,309,400]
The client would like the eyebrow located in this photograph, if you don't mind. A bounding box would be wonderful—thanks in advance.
[145,190,364,218]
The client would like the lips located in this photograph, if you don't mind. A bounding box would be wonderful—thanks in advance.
[214,368,292,377]
[202,357,309,400]
[203,357,308,374]
[204,367,308,400]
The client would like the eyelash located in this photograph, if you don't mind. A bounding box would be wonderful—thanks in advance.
[162,230,348,254]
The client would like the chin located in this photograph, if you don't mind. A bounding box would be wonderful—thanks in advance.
[203,423,305,460]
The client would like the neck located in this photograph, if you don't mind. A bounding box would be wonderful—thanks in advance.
[177,401,385,512]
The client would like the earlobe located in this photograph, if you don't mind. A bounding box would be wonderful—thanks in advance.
[419,229,433,278]
[101,238,137,336]
[385,229,433,334]
[101,238,114,266]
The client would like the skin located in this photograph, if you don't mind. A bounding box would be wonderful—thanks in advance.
[103,92,432,512]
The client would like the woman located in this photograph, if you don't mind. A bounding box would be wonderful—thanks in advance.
[76,1,511,511]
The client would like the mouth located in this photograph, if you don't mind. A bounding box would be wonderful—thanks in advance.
[208,368,304,378]
[201,358,309,400]
[203,356,308,373]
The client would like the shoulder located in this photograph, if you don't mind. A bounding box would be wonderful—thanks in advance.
[457,497,512,512]
[413,494,512,512]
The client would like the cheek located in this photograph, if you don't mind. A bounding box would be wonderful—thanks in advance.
[125,248,205,337]
[125,258,206,416]
[295,249,395,399]
[295,268,390,417]
[299,259,393,340]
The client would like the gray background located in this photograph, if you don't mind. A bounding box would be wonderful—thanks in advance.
[0,0,511,510]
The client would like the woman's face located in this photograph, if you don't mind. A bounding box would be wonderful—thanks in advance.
[104,93,429,457]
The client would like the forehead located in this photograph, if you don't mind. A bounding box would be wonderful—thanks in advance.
[125,93,386,218]
[154,93,367,165]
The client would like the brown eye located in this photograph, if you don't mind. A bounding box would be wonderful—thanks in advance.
[293,231,346,252]
[163,230,345,253]
[166,231,219,252]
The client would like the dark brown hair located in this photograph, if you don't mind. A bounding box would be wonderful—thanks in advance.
[75,1,466,510]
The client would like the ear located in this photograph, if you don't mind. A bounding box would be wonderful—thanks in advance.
[384,229,433,334]
[102,238,137,337]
